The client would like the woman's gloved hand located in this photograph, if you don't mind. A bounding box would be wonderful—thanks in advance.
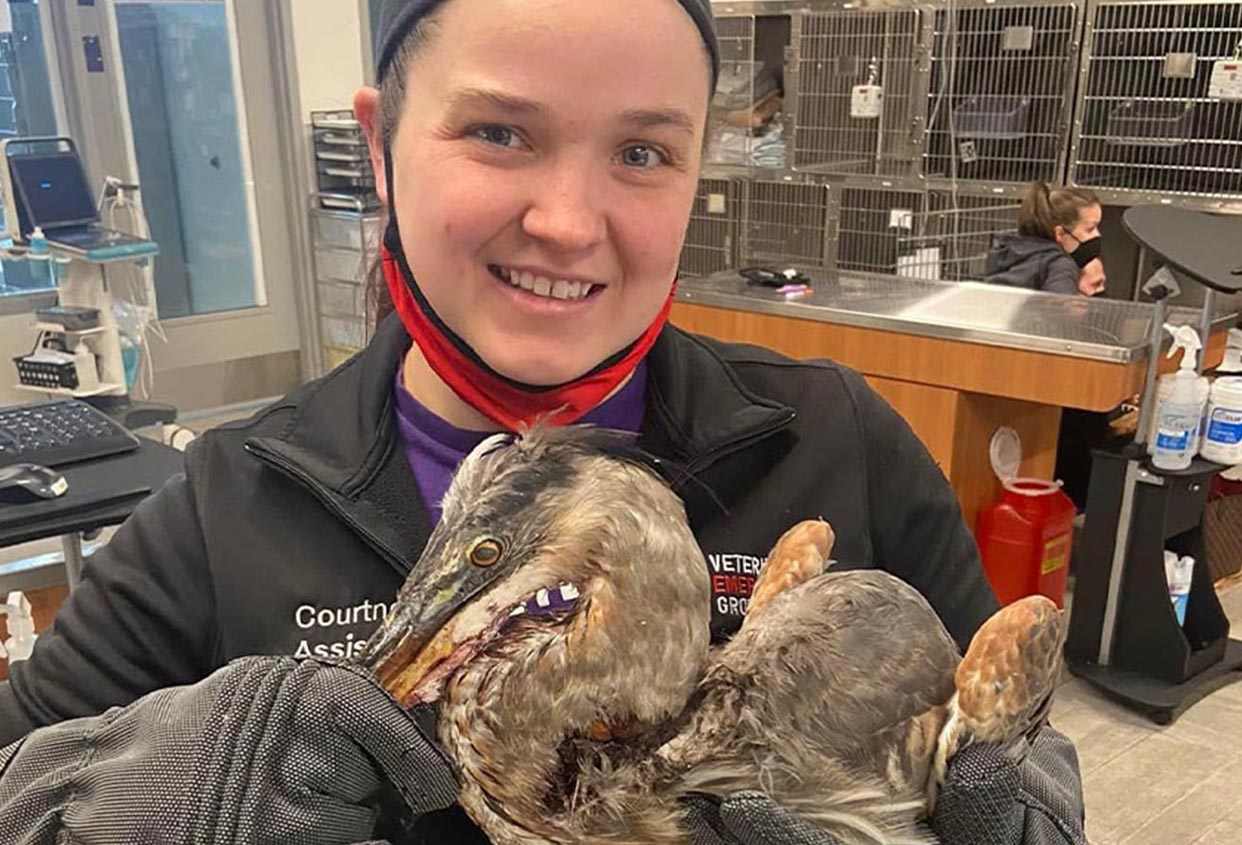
[931,727,1088,845]
[0,656,459,845]
[683,728,1086,845]
[682,792,845,845]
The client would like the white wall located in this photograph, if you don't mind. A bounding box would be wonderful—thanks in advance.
[290,0,368,197]
[290,0,367,117]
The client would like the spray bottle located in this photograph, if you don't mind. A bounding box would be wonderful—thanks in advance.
[1152,324,1208,471]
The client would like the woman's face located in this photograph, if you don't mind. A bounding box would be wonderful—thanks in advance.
[1057,203,1103,251]
[358,0,711,386]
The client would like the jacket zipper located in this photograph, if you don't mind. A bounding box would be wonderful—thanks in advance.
[683,407,798,477]
[243,440,409,574]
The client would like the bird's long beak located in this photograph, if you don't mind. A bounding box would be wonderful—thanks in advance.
[356,535,507,706]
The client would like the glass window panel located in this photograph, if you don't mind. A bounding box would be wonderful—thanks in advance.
[115,0,262,318]
[0,0,59,298]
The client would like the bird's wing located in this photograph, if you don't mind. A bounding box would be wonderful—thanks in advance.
[665,571,958,845]
[954,595,1064,745]
[747,520,835,619]
[932,596,1065,794]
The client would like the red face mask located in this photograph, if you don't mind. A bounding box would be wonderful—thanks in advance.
[382,226,674,431]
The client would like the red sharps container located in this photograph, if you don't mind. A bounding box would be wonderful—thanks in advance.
[976,427,1076,608]
[977,478,1076,608]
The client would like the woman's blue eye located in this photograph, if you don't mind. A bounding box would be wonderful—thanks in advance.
[621,145,666,169]
[473,125,522,149]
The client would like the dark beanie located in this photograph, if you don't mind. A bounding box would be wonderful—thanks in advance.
[375,0,719,89]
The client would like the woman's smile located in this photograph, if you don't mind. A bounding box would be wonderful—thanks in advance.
[485,263,608,318]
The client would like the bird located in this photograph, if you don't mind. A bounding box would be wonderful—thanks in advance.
[354,427,1063,845]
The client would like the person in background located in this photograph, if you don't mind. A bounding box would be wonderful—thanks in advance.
[984,184,1114,508]
[987,182,1107,297]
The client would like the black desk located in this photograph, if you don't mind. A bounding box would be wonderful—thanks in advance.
[1123,206,1242,294]
[0,439,185,588]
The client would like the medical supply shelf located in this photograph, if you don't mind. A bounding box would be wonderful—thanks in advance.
[1067,449,1242,723]
[311,110,381,212]
[1062,206,1242,723]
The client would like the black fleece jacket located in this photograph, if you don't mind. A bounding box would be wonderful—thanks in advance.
[0,315,999,748]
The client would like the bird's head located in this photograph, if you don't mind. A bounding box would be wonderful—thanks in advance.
[357,424,712,739]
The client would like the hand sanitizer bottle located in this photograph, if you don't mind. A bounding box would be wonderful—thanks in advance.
[28,226,52,287]
[1152,324,1208,471]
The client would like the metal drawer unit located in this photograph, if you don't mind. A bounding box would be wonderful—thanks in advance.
[308,198,382,372]
[680,177,741,278]
[311,110,382,213]
[924,0,1083,189]
[1068,0,1242,211]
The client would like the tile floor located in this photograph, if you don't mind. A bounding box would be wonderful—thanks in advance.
[1055,581,1242,845]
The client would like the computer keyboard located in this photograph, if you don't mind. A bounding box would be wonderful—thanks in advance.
[0,400,141,468]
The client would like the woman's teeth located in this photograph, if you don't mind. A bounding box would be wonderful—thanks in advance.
[496,267,594,301]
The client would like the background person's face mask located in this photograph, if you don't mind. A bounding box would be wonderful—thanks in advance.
[1068,234,1103,269]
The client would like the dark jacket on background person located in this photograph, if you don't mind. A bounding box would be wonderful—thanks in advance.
[0,314,1009,841]
[986,232,1079,295]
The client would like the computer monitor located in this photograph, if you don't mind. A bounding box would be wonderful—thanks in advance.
[9,151,99,237]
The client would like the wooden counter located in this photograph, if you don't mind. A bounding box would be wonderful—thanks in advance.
[671,281,1231,532]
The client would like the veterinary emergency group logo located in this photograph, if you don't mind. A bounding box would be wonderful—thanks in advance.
[706,552,767,618]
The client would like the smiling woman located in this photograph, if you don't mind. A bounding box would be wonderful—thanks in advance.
[354,0,715,432]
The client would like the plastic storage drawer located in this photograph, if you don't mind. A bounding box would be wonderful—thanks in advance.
[1106,101,1195,148]
[314,248,367,284]
[311,211,380,252]
[324,345,360,371]
[317,281,364,317]
[319,315,366,350]
[952,96,1031,140]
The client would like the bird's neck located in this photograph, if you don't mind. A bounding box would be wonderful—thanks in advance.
[441,655,690,845]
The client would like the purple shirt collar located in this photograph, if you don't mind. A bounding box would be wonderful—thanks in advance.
[393,361,648,525]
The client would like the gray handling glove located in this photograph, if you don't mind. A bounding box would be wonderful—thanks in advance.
[0,656,458,845]
[684,728,1086,845]
[930,727,1088,845]
[684,792,846,845]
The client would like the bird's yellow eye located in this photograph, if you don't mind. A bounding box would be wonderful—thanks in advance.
[469,538,504,567]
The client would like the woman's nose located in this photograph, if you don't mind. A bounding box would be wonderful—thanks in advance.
[521,165,608,252]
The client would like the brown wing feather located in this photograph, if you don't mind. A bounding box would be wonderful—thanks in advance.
[955,595,1065,745]
[747,519,835,619]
